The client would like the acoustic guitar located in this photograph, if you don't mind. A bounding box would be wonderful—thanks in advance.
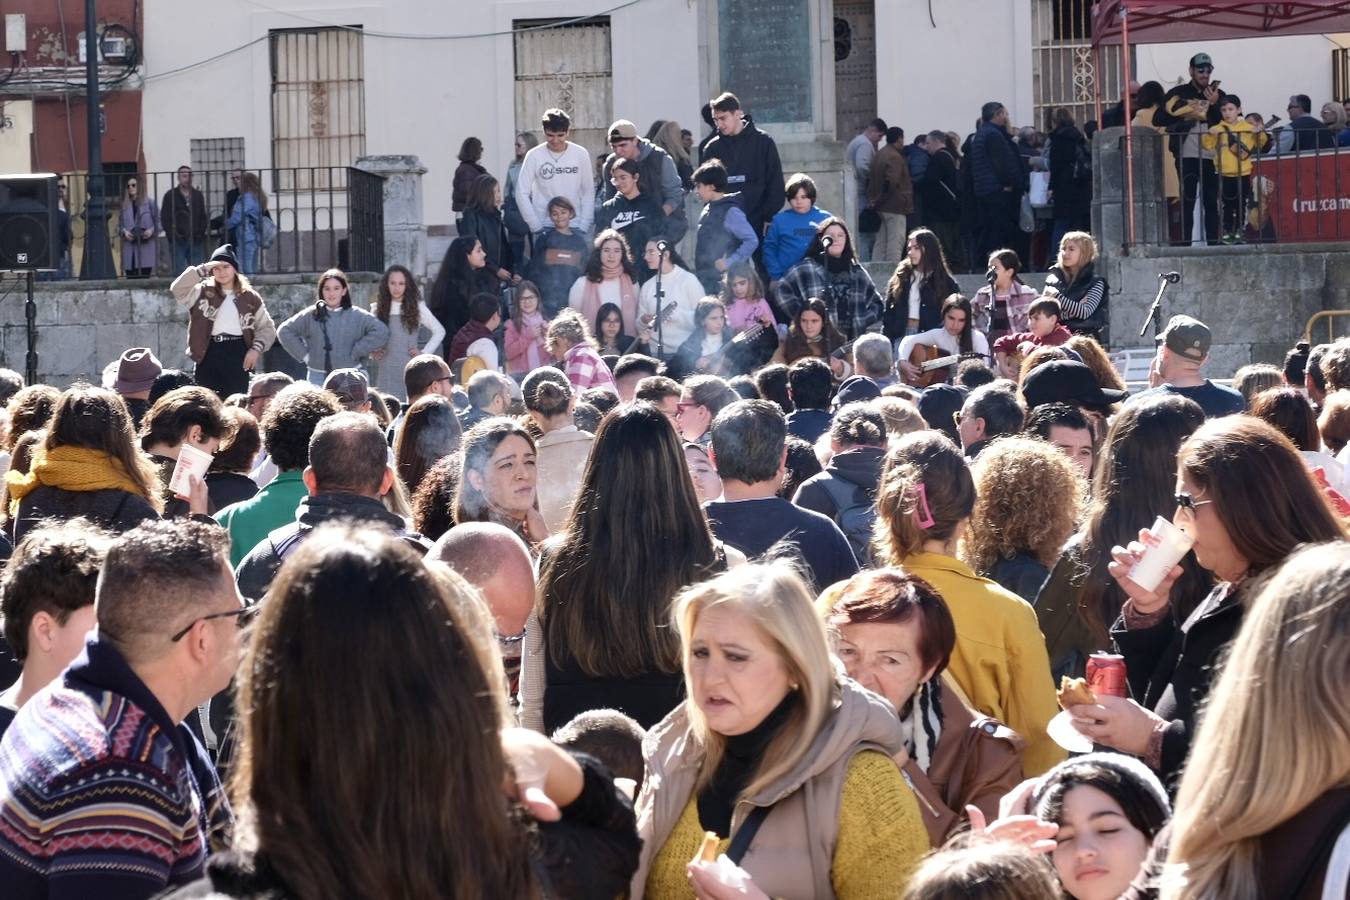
[903,345,983,388]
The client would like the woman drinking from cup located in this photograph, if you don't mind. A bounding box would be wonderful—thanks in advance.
[1070,417,1345,789]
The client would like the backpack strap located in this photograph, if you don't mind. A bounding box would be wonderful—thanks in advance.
[726,803,774,866]
[267,523,308,561]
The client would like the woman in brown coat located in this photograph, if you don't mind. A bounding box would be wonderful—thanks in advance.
[826,568,1024,847]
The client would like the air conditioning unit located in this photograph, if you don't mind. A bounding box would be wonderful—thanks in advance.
[77,33,129,63]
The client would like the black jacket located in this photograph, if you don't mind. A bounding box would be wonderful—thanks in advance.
[206,472,260,514]
[1044,262,1109,334]
[1153,81,1224,156]
[666,330,734,381]
[1048,124,1092,218]
[1109,583,1244,791]
[595,191,665,273]
[11,485,158,545]
[883,262,960,339]
[235,492,431,601]
[1288,114,1336,152]
[918,148,961,224]
[160,753,642,900]
[458,207,514,275]
[701,117,786,233]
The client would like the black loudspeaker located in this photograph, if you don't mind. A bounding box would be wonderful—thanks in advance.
[0,174,59,271]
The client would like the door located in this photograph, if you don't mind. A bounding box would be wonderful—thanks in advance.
[834,0,876,140]
[514,20,613,161]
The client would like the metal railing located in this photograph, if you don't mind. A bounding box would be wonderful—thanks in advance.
[56,166,385,279]
[1304,310,1350,345]
[1118,126,1350,248]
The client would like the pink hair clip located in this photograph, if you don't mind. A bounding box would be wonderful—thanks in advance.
[913,483,935,530]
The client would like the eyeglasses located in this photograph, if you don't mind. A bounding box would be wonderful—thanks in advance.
[676,401,696,415]
[170,603,257,642]
[247,393,275,405]
[1174,491,1213,514]
[1194,65,1213,73]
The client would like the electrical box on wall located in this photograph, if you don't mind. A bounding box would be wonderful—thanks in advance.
[78,33,129,63]
[4,14,25,53]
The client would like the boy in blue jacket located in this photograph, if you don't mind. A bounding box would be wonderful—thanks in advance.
[762,173,832,283]
[693,159,759,294]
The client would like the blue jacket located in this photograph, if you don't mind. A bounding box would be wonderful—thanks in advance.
[970,122,1026,198]
[226,192,262,245]
[763,206,831,280]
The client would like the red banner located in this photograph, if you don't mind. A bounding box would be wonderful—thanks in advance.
[1254,150,1350,243]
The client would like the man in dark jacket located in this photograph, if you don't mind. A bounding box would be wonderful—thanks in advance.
[701,93,787,245]
[969,102,1026,265]
[1153,52,1226,244]
[791,402,886,565]
[601,119,687,243]
[160,165,209,272]
[235,412,430,600]
[1277,93,1336,153]
[867,127,914,262]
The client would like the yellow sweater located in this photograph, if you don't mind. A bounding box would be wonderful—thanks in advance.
[1201,120,1269,177]
[644,751,927,899]
[897,552,1065,775]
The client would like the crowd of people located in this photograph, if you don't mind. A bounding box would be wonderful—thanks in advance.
[3,87,1350,900]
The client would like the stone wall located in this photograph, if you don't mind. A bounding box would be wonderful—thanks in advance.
[3,273,381,388]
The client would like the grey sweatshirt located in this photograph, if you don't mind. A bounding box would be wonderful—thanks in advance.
[277,304,390,375]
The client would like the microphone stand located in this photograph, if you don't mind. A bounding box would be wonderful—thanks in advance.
[655,248,667,358]
[1138,273,1176,339]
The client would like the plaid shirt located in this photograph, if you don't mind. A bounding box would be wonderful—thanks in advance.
[564,343,617,394]
[775,258,883,341]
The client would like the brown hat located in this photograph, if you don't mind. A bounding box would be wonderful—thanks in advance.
[322,367,369,409]
[114,347,163,394]
[607,119,638,143]
[1156,315,1211,362]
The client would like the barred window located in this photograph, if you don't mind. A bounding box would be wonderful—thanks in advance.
[269,26,366,191]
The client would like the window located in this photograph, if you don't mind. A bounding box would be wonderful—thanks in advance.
[190,137,245,214]
[270,26,366,190]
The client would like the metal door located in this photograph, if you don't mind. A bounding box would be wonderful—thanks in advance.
[834,0,877,140]
[514,20,613,161]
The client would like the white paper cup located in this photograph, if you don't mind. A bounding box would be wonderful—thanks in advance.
[169,444,214,499]
[1128,515,1194,593]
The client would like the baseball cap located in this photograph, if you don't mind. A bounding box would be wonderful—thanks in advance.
[114,347,163,394]
[1155,314,1211,362]
[323,367,370,409]
[1021,360,1129,411]
[1189,52,1213,69]
[607,119,638,143]
[832,375,881,412]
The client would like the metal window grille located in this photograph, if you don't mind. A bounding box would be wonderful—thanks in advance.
[189,137,246,217]
[513,19,613,161]
[1032,0,1123,130]
[1335,48,1350,102]
[270,26,366,193]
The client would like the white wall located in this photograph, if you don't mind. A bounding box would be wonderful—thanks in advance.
[1135,33,1350,123]
[876,0,1034,138]
[142,0,701,231]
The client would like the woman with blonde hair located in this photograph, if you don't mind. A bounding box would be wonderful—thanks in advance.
[873,431,1063,775]
[633,560,928,899]
[962,436,1084,602]
[1157,542,1350,900]
[1042,231,1107,340]
[653,119,694,188]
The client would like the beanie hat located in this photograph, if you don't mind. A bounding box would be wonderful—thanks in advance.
[1031,751,1171,823]
[209,243,241,272]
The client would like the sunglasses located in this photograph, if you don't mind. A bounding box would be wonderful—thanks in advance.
[1194,65,1213,73]
[170,602,257,642]
[1174,491,1213,514]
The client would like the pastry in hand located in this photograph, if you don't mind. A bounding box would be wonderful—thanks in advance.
[1056,675,1097,710]
[699,831,720,863]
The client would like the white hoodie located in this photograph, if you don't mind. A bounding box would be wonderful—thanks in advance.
[516,141,596,234]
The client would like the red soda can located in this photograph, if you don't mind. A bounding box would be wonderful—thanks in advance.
[1086,653,1128,699]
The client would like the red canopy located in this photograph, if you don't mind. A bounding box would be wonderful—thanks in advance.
[1092,1,1350,46]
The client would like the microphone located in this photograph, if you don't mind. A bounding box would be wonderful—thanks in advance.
[656,240,669,253]
[985,268,998,285]
[821,235,834,249]
[1160,271,1181,284]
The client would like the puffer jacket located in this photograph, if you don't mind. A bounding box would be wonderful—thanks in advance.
[632,676,906,899]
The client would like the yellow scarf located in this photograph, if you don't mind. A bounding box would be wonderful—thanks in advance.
[6,445,150,515]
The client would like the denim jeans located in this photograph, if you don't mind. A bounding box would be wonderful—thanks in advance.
[172,239,205,272]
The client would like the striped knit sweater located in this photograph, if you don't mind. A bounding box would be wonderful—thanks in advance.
[0,637,232,900]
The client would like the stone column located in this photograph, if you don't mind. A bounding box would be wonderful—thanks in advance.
[353,155,428,276]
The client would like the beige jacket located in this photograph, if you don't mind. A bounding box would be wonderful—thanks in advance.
[631,676,905,899]
[534,426,593,534]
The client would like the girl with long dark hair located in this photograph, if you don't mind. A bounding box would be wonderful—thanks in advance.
[502,280,549,377]
[428,236,497,341]
[883,228,961,341]
[392,394,461,496]
[593,302,650,357]
[775,217,882,342]
[457,174,517,285]
[369,264,445,400]
[773,296,850,377]
[896,294,990,379]
[569,229,640,336]
[1035,394,1209,682]
[277,269,390,385]
[520,402,733,733]
[971,248,1037,341]
[160,525,640,900]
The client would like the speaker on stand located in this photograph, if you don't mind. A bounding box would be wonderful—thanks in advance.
[0,174,60,385]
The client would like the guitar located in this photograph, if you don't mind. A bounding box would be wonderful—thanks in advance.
[696,322,773,375]
[639,301,679,334]
[903,346,983,388]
